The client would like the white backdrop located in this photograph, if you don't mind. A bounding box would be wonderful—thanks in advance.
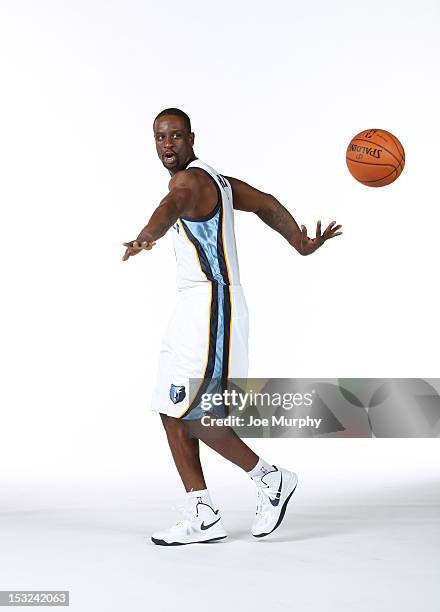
[1,0,439,484]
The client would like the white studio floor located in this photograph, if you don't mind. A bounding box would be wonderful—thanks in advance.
[1,441,439,612]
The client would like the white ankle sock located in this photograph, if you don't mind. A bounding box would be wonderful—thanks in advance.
[186,489,214,510]
[247,457,274,480]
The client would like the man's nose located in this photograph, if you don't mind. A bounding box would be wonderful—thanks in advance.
[164,137,174,148]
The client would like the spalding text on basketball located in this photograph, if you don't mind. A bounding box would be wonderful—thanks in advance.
[348,144,382,159]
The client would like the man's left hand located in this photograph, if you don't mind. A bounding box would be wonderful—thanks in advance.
[300,220,342,255]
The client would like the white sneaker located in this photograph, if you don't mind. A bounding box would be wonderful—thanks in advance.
[151,501,227,546]
[251,466,298,538]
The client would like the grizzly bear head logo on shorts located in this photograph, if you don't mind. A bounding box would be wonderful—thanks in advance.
[169,384,186,404]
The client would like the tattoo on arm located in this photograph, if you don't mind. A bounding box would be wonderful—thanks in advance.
[257,196,302,252]
[136,199,181,244]
[137,220,170,243]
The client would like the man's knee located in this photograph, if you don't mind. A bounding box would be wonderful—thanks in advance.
[161,413,188,436]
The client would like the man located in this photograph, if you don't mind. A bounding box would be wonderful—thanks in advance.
[123,108,342,546]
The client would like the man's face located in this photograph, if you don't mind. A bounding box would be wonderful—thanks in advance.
[153,115,195,174]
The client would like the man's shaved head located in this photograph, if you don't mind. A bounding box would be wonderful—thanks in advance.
[154,108,192,133]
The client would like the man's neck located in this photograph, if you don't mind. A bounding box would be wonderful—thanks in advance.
[168,153,198,177]
[185,153,198,168]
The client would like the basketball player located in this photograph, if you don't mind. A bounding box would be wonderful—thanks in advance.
[123,108,342,545]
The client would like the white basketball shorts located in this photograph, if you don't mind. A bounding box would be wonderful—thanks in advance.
[151,283,249,420]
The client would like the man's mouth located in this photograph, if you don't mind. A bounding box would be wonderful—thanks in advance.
[163,151,177,165]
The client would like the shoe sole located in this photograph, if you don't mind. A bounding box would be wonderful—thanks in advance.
[151,535,227,546]
[253,477,298,539]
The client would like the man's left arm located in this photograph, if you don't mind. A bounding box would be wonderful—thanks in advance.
[225,175,342,256]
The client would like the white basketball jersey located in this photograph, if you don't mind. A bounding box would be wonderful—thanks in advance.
[151,159,249,419]
[171,159,241,291]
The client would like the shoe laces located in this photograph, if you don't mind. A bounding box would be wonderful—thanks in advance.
[172,504,197,527]
[255,483,281,516]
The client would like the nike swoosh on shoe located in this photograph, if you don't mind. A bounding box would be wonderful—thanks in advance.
[200,516,222,530]
[269,472,283,507]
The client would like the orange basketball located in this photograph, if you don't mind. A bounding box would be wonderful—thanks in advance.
[346,129,405,187]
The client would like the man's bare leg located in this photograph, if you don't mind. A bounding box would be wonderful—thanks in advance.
[160,413,207,492]
[188,419,259,471]
[161,414,259,488]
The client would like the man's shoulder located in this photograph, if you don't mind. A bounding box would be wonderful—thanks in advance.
[169,169,200,190]
[169,165,212,191]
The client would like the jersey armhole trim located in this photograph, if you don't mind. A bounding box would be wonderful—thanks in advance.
[180,167,222,222]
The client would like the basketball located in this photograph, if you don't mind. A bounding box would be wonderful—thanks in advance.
[346,129,405,187]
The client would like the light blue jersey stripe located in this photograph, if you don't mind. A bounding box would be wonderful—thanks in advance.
[183,209,227,382]
[184,210,226,286]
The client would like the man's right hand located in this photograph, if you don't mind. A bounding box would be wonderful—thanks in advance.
[122,240,156,261]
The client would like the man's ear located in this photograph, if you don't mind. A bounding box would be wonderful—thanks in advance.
[190,132,195,146]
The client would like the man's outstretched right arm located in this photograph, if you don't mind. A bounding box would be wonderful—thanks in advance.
[122,171,199,261]
[225,176,342,256]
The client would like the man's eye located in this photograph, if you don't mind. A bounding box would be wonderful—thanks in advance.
[173,133,181,138]
[156,135,163,141]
